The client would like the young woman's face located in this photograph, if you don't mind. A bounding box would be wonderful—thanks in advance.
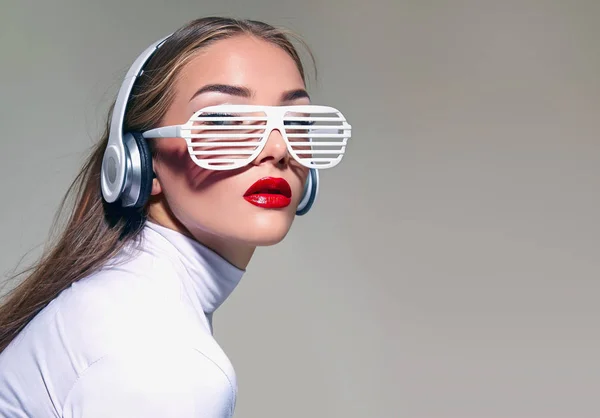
[148,35,311,267]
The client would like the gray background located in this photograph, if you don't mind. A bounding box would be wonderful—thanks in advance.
[1,0,599,417]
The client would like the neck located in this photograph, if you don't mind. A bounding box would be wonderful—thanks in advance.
[143,221,246,317]
[188,227,256,271]
[147,200,256,270]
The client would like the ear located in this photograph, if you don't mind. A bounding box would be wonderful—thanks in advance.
[150,175,162,196]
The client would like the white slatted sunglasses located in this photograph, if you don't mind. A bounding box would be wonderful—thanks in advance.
[142,104,351,170]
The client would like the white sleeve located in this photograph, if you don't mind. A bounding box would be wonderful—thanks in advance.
[61,348,236,418]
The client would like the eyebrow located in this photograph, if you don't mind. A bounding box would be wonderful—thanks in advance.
[281,88,311,102]
[189,84,310,102]
[190,84,251,101]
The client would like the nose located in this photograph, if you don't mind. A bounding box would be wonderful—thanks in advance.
[251,127,290,167]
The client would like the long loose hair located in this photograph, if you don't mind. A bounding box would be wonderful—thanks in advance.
[0,17,314,353]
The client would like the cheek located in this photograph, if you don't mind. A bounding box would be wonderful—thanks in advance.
[293,167,310,203]
[152,139,209,189]
[152,138,249,192]
[152,138,190,172]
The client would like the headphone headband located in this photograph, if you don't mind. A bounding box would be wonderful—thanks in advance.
[102,35,171,203]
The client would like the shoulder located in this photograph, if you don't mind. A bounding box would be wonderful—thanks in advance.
[52,245,187,356]
[61,345,236,418]
[0,243,196,415]
[7,239,190,372]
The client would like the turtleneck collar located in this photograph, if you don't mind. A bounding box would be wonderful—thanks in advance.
[142,221,245,316]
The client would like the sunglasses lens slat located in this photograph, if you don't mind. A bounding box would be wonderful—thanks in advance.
[283,107,350,169]
[187,107,268,169]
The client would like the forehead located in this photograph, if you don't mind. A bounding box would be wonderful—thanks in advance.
[175,35,305,99]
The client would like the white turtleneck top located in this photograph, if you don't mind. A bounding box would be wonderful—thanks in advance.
[0,221,245,418]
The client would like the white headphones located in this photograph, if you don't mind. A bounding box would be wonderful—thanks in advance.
[100,35,319,215]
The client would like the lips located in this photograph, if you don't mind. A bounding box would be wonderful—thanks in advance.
[243,177,292,209]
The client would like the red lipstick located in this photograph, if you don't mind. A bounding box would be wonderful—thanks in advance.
[244,177,292,209]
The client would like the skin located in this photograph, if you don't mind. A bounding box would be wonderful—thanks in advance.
[146,35,311,270]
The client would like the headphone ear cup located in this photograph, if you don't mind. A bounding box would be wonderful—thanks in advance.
[120,132,154,208]
[130,132,154,209]
[296,168,319,216]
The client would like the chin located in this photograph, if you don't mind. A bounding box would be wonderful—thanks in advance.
[242,210,295,246]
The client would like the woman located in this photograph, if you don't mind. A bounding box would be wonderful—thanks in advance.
[0,17,351,418]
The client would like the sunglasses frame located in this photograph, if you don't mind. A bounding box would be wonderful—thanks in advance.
[141,104,351,170]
